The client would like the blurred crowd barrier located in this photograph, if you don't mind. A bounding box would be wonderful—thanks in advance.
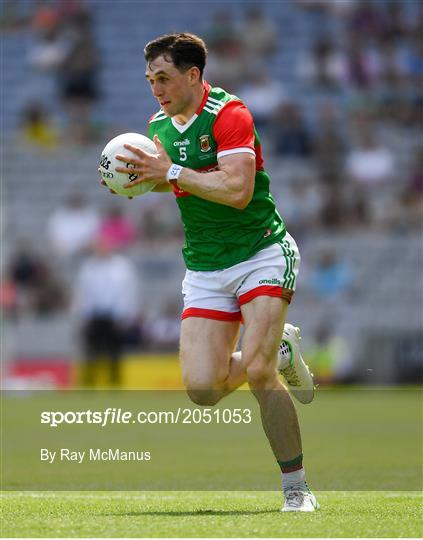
[1,0,422,388]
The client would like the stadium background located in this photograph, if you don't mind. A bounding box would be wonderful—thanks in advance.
[1,0,422,390]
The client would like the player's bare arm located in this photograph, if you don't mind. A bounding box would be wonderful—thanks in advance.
[175,152,255,209]
[116,138,255,209]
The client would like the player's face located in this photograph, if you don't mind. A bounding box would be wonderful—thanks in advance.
[145,56,197,118]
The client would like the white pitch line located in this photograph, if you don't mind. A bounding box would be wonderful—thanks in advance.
[0,491,277,501]
[4,491,418,501]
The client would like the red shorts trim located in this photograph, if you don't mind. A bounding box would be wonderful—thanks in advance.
[181,307,242,322]
[238,285,294,306]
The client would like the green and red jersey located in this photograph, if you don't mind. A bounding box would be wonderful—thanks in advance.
[148,81,286,271]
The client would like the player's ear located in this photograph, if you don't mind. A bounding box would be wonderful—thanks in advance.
[188,66,201,85]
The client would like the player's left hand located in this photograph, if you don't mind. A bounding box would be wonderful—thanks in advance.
[98,167,133,199]
[115,135,171,188]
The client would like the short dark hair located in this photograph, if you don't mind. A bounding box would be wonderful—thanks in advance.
[144,33,207,77]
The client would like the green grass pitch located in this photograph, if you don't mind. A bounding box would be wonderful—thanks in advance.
[1,490,422,537]
[2,387,422,537]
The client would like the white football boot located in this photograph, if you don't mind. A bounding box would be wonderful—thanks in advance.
[278,324,315,404]
[281,488,319,512]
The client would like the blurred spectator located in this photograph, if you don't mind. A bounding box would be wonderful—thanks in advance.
[272,103,313,157]
[313,102,346,185]
[369,35,422,126]
[368,37,408,88]
[204,9,239,50]
[280,177,323,240]
[310,249,353,300]
[240,7,278,61]
[72,236,141,387]
[0,0,30,30]
[56,0,89,21]
[27,9,67,73]
[19,101,59,149]
[47,193,100,261]
[206,36,249,93]
[297,37,348,89]
[356,38,414,93]
[6,239,67,316]
[238,71,287,130]
[409,2,423,41]
[97,205,137,251]
[403,34,423,85]
[384,189,423,232]
[383,148,423,231]
[347,37,373,89]
[319,187,370,230]
[204,10,248,93]
[345,129,394,186]
[347,0,384,41]
[58,7,101,143]
[8,239,46,291]
[380,0,408,42]
[408,148,423,195]
[347,190,371,228]
[0,273,18,319]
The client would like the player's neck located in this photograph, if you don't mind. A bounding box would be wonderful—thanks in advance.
[173,84,205,125]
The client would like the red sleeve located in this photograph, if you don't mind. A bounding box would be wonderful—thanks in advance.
[212,100,256,157]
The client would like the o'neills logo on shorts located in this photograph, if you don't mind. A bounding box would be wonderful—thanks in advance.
[259,278,282,285]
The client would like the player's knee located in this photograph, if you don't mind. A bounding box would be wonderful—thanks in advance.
[183,367,227,406]
[245,359,276,390]
[186,387,220,406]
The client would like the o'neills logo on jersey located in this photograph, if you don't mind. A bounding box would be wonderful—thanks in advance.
[174,139,190,146]
[199,134,211,152]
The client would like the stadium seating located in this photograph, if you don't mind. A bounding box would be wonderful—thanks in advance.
[1,1,421,384]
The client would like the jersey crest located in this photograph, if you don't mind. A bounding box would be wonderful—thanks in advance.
[199,134,211,152]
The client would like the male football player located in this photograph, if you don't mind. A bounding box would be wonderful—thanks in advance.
[111,33,318,512]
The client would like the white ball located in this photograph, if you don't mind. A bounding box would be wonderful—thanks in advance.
[99,133,157,197]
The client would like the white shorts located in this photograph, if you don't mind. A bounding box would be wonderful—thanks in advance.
[181,233,300,321]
